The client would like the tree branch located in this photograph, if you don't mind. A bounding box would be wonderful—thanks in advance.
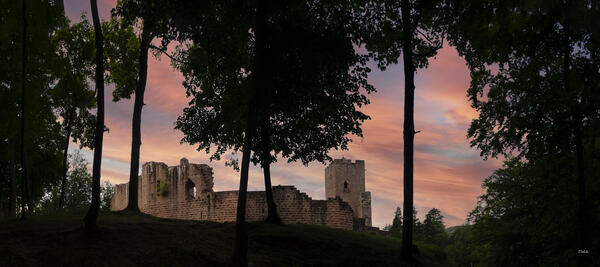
[149,44,186,64]
[413,33,444,58]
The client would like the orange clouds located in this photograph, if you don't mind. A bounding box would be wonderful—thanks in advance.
[90,44,501,228]
[64,1,501,228]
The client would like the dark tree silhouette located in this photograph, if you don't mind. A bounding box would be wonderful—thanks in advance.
[84,0,105,232]
[111,0,181,212]
[449,1,600,265]
[124,24,150,212]
[1,0,66,217]
[231,0,266,263]
[357,0,446,260]
[20,0,32,218]
[50,18,96,210]
[174,0,374,264]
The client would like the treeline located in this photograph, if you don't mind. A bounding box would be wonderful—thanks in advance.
[1,0,599,266]
[0,1,131,217]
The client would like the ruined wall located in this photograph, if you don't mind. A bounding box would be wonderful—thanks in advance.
[324,158,372,226]
[111,159,354,230]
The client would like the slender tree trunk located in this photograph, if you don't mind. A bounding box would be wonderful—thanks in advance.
[562,3,589,264]
[575,130,588,263]
[9,139,17,217]
[400,0,415,261]
[84,0,104,233]
[58,111,73,210]
[262,126,281,224]
[232,0,266,265]
[20,0,32,218]
[127,25,151,212]
[0,161,3,217]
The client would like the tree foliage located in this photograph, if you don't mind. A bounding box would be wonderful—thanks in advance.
[174,0,374,167]
[39,151,115,213]
[449,1,600,264]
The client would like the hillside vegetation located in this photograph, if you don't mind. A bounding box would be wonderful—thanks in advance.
[0,211,445,266]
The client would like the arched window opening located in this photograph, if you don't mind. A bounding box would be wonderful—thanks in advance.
[343,180,349,192]
[185,179,196,199]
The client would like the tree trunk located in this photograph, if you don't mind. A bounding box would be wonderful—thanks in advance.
[84,0,104,233]
[575,130,589,266]
[562,3,589,264]
[127,25,151,212]
[232,0,266,265]
[9,139,16,217]
[20,0,32,219]
[262,126,281,224]
[58,111,73,210]
[400,0,415,261]
[0,158,3,217]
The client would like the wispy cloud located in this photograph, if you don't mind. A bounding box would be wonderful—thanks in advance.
[64,3,501,228]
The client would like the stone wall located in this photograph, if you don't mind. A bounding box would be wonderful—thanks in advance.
[111,159,355,230]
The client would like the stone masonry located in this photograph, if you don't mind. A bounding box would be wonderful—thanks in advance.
[111,158,374,231]
[325,158,372,227]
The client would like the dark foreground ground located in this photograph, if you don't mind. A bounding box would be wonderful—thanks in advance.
[0,211,445,266]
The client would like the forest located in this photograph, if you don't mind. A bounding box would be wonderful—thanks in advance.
[0,0,599,266]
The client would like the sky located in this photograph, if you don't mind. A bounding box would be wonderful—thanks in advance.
[64,0,502,228]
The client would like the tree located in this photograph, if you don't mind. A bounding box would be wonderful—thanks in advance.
[109,0,151,212]
[420,208,448,246]
[172,0,375,264]
[464,155,600,266]
[111,0,187,212]
[38,151,92,212]
[38,151,116,213]
[389,207,403,237]
[50,16,97,210]
[357,0,447,260]
[101,181,114,211]
[84,0,105,233]
[445,225,478,267]
[20,0,31,218]
[0,0,71,217]
[448,1,600,265]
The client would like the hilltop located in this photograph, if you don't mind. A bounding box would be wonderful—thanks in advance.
[0,211,446,266]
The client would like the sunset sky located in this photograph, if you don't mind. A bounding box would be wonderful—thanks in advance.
[64,0,502,228]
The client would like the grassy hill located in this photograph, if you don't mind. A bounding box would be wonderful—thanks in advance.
[0,211,446,266]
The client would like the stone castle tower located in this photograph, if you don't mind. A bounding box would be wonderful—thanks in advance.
[325,158,372,226]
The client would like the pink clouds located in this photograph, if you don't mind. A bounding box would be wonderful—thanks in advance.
[64,1,502,228]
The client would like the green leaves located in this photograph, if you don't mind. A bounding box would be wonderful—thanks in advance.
[50,17,97,149]
[174,0,375,168]
[103,17,140,102]
[449,0,600,160]
[357,0,448,70]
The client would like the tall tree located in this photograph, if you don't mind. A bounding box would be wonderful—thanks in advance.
[84,0,105,232]
[448,1,600,265]
[111,0,181,212]
[173,0,374,264]
[50,17,97,210]
[420,208,447,246]
[389,207,403,237]
[20,0,32,218]
[357,0,447,260]
[0,0,22,218]
[1,0,66,217]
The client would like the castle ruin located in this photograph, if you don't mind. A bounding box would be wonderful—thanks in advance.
[111,158,375,231]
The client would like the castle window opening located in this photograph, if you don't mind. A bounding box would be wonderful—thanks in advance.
[344,181,349,192]
[185,179,196,199]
